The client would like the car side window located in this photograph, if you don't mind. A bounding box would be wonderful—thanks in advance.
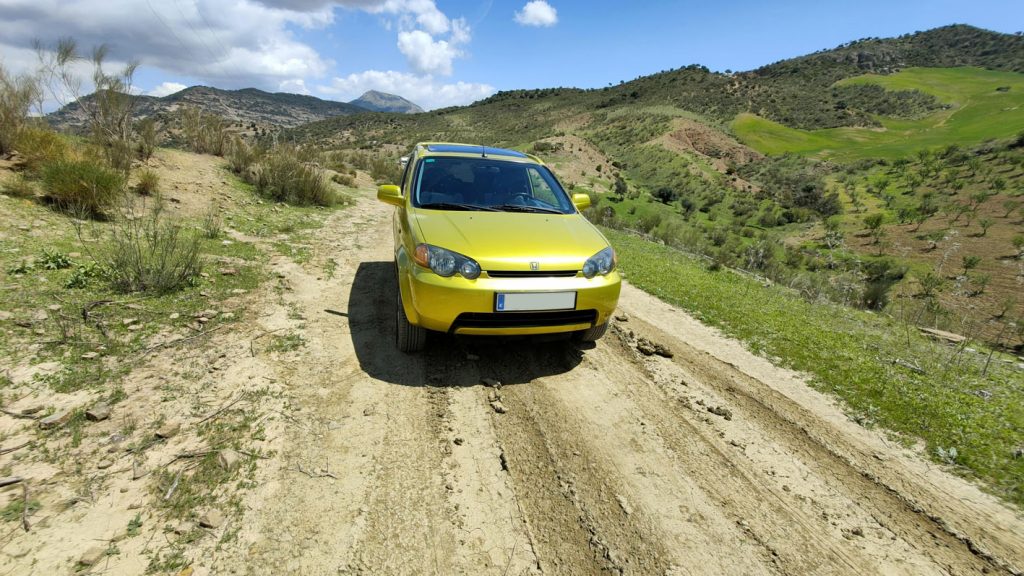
[526,167,559,206]
[399,156,413,192]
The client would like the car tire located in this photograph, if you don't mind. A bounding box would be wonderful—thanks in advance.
[575,322,608,343]
[396,290,426,353]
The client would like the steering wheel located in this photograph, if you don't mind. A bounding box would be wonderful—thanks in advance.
[507,193,532,205]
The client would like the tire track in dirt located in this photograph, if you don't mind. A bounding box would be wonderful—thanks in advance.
[217,191,1023,576]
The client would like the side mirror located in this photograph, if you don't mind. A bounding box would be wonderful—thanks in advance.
[377,184,404,207]
[572,193,591,211]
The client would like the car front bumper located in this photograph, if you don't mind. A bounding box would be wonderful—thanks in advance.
[402,263,621,336]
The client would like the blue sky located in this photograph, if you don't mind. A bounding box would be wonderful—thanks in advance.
[1,0,1022,110]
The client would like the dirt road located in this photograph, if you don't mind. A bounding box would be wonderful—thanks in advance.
[182,191,1020,576]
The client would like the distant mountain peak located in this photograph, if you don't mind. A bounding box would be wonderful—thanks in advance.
[349,90,424,114]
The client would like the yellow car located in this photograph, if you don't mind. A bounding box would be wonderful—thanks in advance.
[378,142,621,352]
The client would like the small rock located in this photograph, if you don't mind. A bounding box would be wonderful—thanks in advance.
[0,311,11,321]
[46,304,61,311]
[466,353,480,361]
[68,252,82,258]
[128,500,143,510]
[1012,446,1024,459]
[127,323,144,331]
[221,312,235,320]
[39,409,73,430]
[123,318,138,326]
[490,401,507,414]
[486,390,501,403]
[231,289,247,295]
[707,406,733,421]
[78,546,106,566]
[155,421,182,439]
[362,406,376,417]
[615,494,633,515]
[81,352,100,360]
[133,460,148,480]
[97,459,113,470]
[851,526,864,537]
[198,510,224,529]
[120,487,129,493]
[86,403,112,421]
[218,268,238,276]
[169,313,180,320]
[453,437,464,446]
[216,449,242,470]
[614,313,629,322]
[481,377,501,388]
[200,272,211,279]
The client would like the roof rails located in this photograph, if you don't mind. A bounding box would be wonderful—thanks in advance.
[415,142,543,163]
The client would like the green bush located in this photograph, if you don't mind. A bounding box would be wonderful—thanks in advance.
[13,127,69,174]
[41,159,125,216]
[104,203,202,294]
[181,106,228,156]
[226,136,261,175]
[134,168,160,195]
[251,146,335,206]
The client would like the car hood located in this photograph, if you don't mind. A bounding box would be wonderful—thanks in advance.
[411,209,609,271]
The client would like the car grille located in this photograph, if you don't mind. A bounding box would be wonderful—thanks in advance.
[452,310,597,331]
[486,270,579,278]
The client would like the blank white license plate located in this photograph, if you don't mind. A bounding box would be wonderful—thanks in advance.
[495,292,576,312]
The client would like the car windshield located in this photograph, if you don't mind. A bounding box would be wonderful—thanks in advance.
[412,156,575,214]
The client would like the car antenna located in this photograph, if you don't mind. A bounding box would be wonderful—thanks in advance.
[481,145,487,158]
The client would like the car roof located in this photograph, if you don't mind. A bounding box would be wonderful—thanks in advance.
[413,142,545,165]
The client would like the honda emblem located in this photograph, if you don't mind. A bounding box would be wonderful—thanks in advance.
[530,261,540,271]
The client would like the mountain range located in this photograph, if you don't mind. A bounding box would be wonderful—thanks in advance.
[48,87,423,131]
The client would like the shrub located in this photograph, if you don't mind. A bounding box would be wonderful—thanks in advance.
[251,146,335,206]
[226,136,261,175]
[332,172,356,187]
[200,205,222,239]
[0,63,41,157]
[39,248,72,270]
[104,202,202,294]
[41,159,125,216]
[2,174,37,198]
[14,127,69,174]
[135,117,158,161]
[181,106,228,156]
[134,168,160,195]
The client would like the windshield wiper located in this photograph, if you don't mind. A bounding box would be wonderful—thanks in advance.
[418,202,500,212]
[493,204,565,214]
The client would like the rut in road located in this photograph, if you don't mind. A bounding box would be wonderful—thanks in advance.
[214,192,1023,576]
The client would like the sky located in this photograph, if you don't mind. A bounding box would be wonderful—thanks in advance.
[0,0,1022,111]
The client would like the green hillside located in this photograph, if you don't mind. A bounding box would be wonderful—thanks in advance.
[734,67,1024,160]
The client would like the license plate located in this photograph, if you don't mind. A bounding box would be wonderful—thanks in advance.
[495,292,576,312]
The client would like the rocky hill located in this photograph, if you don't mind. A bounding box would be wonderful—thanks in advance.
[47,86,421,130]
[349,90,424,114]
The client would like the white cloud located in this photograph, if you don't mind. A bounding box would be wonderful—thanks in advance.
[514,1,558,27]
[397,30,461,76]
[0,0,485,109]
[278,78,310,94]
[147,82,188,97]
[318,70,494,110]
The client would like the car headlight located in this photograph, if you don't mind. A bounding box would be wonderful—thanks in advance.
[414,244,481,279]
[582,247,616,279]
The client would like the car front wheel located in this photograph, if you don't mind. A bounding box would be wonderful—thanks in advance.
[574,322,608,343]
[396,291,426,353]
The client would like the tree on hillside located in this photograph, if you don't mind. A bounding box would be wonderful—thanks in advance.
[863,213,885,243]
[978,217,995,237]
[962,255,982,275]
[1013,235,1024,259]
[0,63,41,157]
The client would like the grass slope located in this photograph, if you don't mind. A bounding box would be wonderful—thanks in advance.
[605,227,1024,507]
[734,67,1024,160]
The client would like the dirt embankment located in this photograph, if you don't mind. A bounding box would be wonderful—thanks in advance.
[3,189,1023,575]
